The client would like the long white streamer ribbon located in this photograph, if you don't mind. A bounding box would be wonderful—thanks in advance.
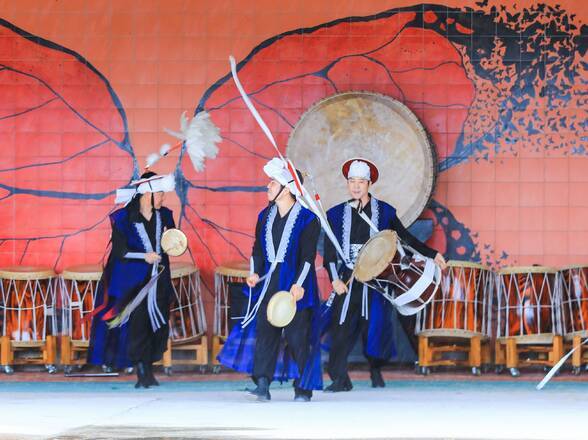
[229,56,282,159]
[537,338,588,390]
[229,55,350,270]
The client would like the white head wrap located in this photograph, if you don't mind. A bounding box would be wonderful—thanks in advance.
[263,157,303,198]
[115,174,176,205]
[347,160,371,181]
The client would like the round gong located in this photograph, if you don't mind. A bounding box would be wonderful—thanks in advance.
[287,92,436,225]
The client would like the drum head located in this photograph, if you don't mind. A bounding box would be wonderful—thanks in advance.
[498,266,559,275]
[215,261,250,278]
[0,266,55,280]
[61,264,103,281]
[287,91,437,225]
[170,261,198,279]
[354,230,398,282]
[267,290,296,328]
[161,229,188,257]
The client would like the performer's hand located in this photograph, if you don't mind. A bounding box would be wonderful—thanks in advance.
[246,273,260,288]
[290,284,305,302]
[332,279,348,295]
[434,253,447,270]
[145,252,161,264]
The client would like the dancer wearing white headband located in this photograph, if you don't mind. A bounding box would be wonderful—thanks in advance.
[217,158,323,402]
[322,157,446,392]
[88,171,176,389]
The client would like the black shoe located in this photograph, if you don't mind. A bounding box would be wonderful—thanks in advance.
[370,368,385,388]
[324,375,353,392]
[247,377,271,401]
[344,374,353,390]
[294,388,312,402]
[145,363,159,386]
[134,362,150,389]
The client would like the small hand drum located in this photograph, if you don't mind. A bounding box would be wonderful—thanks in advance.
[267,290,296,328]
[161,228,188,257]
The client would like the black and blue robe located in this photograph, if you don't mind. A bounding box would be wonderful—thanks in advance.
[218,201,323,391]
[87,205,175,369]
[322,196,436,378]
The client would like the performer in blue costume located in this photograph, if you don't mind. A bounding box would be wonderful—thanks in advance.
[322,158,446,391]
[218,158,322,402]
[87,171,176,389]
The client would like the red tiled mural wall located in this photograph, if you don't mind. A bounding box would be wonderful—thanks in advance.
[0,1,586,290]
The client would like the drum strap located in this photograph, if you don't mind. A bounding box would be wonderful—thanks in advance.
[393,259,441,316]
[355,206,379,235]
[355,203,375,320]
[355,206,409,263]
[393,260,435,308]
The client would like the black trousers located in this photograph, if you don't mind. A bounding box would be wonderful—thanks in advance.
[128,281,171,364]
[397,313,417,354]
[253,300,312,393]
[327,294,386,381]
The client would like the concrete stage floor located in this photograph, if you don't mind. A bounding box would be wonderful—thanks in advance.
[0,369,587,440]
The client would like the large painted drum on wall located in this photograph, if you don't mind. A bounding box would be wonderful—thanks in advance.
[287,91,436,225]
